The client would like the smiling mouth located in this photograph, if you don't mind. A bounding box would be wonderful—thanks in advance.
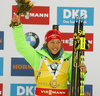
[53,49,58,51]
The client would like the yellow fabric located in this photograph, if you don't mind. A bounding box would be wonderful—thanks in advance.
[34,58,69,89]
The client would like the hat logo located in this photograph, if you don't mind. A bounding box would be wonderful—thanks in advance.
[48,34,59,38]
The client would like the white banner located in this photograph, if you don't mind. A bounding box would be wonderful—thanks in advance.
[0,0,99,96]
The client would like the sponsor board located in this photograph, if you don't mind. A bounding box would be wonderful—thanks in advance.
[0,32,4,50]
[11,58,34,76]
[0,84,3,96]
[10,84,36,96]
[25,32,39,49]
[57,7,94,26]
[0,57,3,76]
[12,6,50,25]
[61,33,93,51]
[10,84,92,96]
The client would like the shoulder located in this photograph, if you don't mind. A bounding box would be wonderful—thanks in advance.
[37,49,46,54]
[64,51,72,60]
[37,49,52,60]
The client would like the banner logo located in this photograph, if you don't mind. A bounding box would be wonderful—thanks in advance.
[0,32,4,50]
[57,7,94,26]
[25,32,39,49]
[11,58,34,76]
[0,58,3,76]
[68,85,93,96]
[12,6,50,25]
[0,84,3,96]
[10,84,92,96]
[11,84,36,96]
[61,33,93,51]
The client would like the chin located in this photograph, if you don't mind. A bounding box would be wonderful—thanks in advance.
[52,52,58,55]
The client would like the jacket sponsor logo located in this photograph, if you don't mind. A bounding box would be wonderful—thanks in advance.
[25,32,39,49]
[41,90,66,95]
[0,32,4,50]
[11,58,34,76]
[0,84,3,96]
[0,58,3,76]
[57,7,94,26]
[11,84,36,96]
[61,33,93,51]
[12,6,50,25]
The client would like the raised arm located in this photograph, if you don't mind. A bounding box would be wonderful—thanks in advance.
[11,14,41,69]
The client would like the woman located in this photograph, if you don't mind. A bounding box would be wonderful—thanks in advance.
[11,14,87,96]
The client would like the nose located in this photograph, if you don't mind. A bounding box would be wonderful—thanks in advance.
[53,42,59,47]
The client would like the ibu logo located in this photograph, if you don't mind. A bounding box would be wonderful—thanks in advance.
[57,7,94,26]
[11,84,36,96]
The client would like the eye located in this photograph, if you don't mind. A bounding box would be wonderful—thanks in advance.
[57,41,61,44]
[51,41,54,44]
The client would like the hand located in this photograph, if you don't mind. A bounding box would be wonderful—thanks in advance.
[78,64,87,73]
[11,13,21,26]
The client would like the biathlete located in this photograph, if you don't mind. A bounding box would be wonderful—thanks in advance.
[11,14,87,96]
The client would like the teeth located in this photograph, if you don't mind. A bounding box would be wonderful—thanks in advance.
[54,49,57,51]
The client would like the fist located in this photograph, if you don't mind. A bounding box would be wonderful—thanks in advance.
[11,14,21,25]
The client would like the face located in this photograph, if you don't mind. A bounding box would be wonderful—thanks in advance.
[47,39,62,55]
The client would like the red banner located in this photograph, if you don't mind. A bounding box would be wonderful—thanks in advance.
[61,33,93,51]
[12,6,50,25]
[0,84,3,96]
[35,87,68,96]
